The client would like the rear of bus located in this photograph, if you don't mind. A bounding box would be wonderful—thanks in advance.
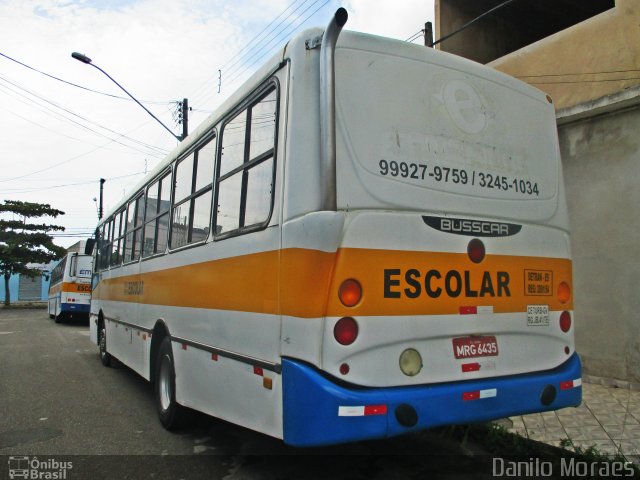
[281,31,580,446]
[59,253,92,321]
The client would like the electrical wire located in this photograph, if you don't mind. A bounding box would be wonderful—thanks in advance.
[434,0,517,46]
[188,0,312,105]
[0,50,170,105]
[222,0,331,92]
[0,172,145,195]
[0,76,169,158]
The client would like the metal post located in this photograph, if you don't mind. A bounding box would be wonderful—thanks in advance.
[181,98,188,140]
[320,8,348,211]
[99,178,105,220]
[425,22,434,47]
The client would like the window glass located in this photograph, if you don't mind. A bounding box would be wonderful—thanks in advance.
[174,154,194,203]
[132,229,142,261]
[135,196,144,227]
[216,173,242,234]
[250,90,277,159]
[220,111,246,176]
[170,201,190,249]
[159,173,171,212]
[143,221,156,258]
[124,231,134,263]
[195,137,216,192]
[156,213,169,253]
[244,158,273,227]
[126,202,136,232]
[146,179,160,218]
[191,191,212,243]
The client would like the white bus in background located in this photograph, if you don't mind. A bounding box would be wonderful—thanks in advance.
[47,252,92,323]
[88,9,581,446]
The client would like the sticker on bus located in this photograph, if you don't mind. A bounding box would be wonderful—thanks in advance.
[527,305,550,326]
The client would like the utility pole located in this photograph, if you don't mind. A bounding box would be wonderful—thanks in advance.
[181,98,188,140]
[425,22,434,47]
[99,178,105,220]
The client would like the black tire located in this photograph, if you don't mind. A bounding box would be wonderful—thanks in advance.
[98,323,112,367]
[155,337,190,429]
[54,311,63,324]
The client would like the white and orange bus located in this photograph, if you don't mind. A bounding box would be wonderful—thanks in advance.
[48,252,92,323]
[88,9,581,446]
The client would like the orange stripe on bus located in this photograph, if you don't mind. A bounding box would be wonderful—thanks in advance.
[91,248,572,318]
[49,282,91,295]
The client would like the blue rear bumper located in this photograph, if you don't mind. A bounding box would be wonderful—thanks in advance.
[282,353,582,447]
[60,303,90,314]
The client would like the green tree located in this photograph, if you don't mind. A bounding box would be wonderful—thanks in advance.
[0,200,67,306]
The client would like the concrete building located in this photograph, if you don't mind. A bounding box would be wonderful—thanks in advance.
[435,0,640,383]
[0,241,87,304]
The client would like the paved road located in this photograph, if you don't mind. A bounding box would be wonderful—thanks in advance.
[0,308,502,479]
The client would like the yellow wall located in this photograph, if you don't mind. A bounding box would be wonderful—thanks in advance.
[488,0,640,110]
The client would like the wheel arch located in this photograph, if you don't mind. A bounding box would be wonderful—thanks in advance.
[150,319,171,384]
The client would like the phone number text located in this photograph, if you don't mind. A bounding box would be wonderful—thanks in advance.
[378,159,540,196]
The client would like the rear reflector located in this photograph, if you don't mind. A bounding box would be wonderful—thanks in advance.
[463,388,497,401]
[461,362,481,372]
[338,405,388,417]
[560,378,582,390]
[459,306,494,315]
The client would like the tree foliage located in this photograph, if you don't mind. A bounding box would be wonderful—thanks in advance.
[0,200,67,305]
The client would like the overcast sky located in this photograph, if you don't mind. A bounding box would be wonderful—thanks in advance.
[0,0,434,248]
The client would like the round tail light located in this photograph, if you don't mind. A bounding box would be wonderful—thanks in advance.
[467,238,485,263]
[339,279,362,307]
[559,311,572,332]
[334,317,358,345]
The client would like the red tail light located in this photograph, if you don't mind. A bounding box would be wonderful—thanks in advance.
[467,239,485,263]
[559,311,572,332]
[334,317,358,345]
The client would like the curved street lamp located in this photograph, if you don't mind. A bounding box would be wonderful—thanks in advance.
[71,52,184,142]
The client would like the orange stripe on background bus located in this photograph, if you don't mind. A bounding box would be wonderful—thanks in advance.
[92,248,572,318]
[62,282,92,294]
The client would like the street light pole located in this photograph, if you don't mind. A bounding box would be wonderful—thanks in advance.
[71,52,184,142]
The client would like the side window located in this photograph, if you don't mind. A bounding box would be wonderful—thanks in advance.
[170,135,216,249]
[124,194,144,263]
[215,85,277,237]
[110,210,123,267]
[100,219,113,270]
[143,170,172,257]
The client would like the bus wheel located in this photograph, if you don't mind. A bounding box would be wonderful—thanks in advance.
[54,312,63,324]
[155,337,189,430]
[99,324,112,367]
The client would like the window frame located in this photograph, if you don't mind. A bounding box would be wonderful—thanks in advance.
[142,167,173,260]
[122,192,145,266]
[213,78,279,241]
[168,130,217,253]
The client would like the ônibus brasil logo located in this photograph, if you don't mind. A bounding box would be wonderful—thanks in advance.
[8,456,72,479]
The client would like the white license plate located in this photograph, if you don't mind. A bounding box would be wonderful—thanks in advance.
[527,305,549,326]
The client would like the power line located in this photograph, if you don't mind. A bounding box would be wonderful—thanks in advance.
[0,50,170,105]
[188,0,311,105]
[0,75,168,158]
[516,69,640,78]
[526,77,640,85]
[222,0,331,93]
[434,0,517,46]
[0,172,145,194]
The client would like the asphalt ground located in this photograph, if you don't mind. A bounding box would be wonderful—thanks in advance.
[0,308,588,480]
